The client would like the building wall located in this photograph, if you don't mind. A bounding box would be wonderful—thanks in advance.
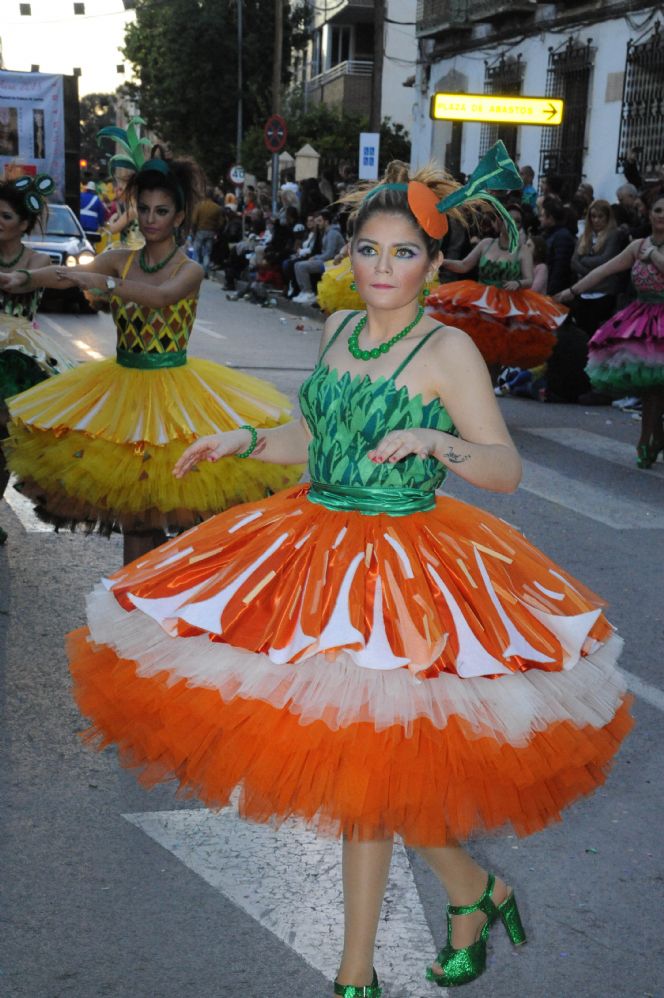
[411,9,659,200]
[381,0,417,133]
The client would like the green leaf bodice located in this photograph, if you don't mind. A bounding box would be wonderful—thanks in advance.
[299,317,456,493]
[478,253,521,286]
[0,287,44,321]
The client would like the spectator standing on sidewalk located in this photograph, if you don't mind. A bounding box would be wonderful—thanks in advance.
[541,197,576,295]
[293,209,345,305]
[519,165,537,208]
[570,200,626,336]
[190,189,224,278]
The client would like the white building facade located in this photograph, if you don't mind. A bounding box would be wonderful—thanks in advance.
[411,2,663,201]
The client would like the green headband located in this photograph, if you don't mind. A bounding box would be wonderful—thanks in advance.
[138,158,185,211]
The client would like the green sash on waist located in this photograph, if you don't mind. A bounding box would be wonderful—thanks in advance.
[308,481,435,516]
[636,292,664,304]
[116,348,187,369]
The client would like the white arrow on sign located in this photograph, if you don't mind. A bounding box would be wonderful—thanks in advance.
[124,808,441,998]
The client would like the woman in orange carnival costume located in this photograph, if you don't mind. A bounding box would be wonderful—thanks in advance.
[0,157,301,564]
[427,204,568,371]
[67,144,631,996]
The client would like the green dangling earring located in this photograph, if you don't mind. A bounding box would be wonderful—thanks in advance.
[350,279,357,291]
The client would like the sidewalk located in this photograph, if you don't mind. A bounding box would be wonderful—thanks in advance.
[208,271,322,322]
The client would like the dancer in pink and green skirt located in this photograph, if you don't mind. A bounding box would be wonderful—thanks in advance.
[558,193,664,469]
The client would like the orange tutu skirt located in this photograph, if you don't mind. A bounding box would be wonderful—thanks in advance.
[69,485,631,846]
[427,281,568,368]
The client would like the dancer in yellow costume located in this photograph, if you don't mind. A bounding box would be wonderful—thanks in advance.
[1,157,302,563]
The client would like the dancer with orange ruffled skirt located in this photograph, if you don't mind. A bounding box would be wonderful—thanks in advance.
[427,213,568,373]
[66,146,631,997]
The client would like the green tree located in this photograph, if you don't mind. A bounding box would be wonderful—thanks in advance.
[241,103,411,182]
[79,92,116,171]
[123,0,299,179]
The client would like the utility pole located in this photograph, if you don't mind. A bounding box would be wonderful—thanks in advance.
[272,0,283,115]
[370,0,385,132]
[271,0,283,212]
[236,0,243,164]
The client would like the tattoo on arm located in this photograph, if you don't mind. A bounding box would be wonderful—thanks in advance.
[444,446,470,464]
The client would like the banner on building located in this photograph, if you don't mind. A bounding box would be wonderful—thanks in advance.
[0,70,66,197]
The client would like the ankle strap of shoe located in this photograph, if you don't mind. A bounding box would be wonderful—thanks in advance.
[448,873,498,918]
[333,971,382,997]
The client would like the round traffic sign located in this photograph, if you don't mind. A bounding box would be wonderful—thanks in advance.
[229,164,245,184]
[264,114,287,154]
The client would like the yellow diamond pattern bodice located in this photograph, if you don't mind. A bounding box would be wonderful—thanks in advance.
[111,296,198,355]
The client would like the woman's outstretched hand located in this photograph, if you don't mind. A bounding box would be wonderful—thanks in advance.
[173,431,245,478]
[367,429,435,464]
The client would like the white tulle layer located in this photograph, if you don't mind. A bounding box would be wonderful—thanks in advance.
[87,584,626,743]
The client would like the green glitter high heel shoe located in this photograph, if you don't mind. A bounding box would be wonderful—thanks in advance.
[333,969,382,997]
[426,873,526,988]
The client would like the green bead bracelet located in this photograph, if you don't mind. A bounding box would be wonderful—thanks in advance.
[236,424,258,458]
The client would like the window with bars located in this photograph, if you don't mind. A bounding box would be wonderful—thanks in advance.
[479,55,524,160]
[539,38,594,199]
[617,20,664,178]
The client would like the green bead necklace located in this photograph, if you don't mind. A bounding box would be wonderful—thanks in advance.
[0,245,25,268]
[139,242,179,273]
[348,306,424,361]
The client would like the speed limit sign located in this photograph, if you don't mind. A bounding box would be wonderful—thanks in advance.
[229,164,245,184]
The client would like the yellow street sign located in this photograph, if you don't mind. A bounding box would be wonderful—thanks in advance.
[430,93,564,126]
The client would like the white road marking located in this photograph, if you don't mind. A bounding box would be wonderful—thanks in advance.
[3,478,51,533]
[194,319,227,340]
[39,314,74,339]
[519,460,664,529]
[124,808,440,998]
[72,339,104,360]
[40,315,105,359]
[623,671,664,712]
[522,427,664,477]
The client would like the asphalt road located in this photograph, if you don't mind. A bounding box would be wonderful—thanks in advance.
[1,281,662,998]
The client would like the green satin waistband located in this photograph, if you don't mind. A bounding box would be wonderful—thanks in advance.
[116,348,187,369]
[308,481,435,516]
[636,292,664,303]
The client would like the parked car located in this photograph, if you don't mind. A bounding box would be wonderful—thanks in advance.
[24,203,98,310]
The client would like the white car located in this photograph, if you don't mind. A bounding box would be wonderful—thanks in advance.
[24,203,97,310]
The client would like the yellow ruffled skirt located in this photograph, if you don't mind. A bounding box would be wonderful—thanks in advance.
[5,356,303,533]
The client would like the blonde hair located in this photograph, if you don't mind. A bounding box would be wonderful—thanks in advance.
[577,199,616,255]
[339,160,468,259]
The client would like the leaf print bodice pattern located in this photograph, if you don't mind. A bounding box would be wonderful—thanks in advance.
[299,363,456,492]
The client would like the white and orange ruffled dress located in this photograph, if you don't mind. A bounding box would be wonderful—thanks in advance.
[427,247,567,370]
[68,312,632,845]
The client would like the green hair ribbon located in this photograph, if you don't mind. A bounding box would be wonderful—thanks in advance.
[436,141,523,251]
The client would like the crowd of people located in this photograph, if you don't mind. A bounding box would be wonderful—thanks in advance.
[0,134,647,997]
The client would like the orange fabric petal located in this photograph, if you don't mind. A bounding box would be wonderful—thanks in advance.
[408,181,448,239]
[68,629,634,847]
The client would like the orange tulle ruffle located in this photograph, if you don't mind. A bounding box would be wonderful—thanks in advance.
[426,281,566,367]
[68,628,633,845]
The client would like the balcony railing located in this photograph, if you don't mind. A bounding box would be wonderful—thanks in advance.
[306,59,374,91]
[417,0,537,35]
